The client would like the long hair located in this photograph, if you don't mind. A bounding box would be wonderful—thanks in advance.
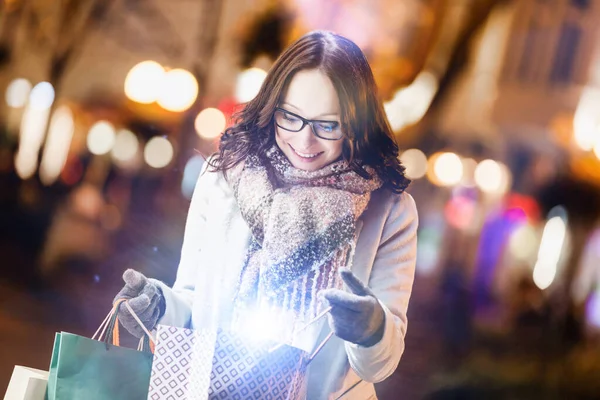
[210,30,410,193]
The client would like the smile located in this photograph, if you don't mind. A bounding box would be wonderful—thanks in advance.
[289,144,323,160]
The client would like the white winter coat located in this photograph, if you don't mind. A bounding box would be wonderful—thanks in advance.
[154,163,418,399]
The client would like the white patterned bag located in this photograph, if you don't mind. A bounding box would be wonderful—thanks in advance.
[147,325,217,400]
[147,325,309,400]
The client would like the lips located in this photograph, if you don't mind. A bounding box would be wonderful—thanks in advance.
[289,144,323,160]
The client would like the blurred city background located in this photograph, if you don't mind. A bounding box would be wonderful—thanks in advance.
[1,0,600,398]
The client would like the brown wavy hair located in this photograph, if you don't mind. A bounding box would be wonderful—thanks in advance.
[210,30,410,193]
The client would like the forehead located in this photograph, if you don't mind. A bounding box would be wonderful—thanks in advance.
[282,69,340,118]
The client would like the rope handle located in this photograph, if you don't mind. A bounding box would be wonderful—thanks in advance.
[92,299,156,349]
[123,301,156,345]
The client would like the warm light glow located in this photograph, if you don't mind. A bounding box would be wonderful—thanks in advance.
[28,82,55,110]
[573,88,600,151]
[533,216,567,290]
[432,152,463,186]
[111,129,139,163]
[399,149,428,180]
[594,139,600,160]
[15,99,52,179]
[87,121,116,155]
[384,71,438,131]
[182,155,205,199]
[235,68,267,103]
[475,159,503,193]
[195,108,226,139]
[124,61,165,104]
[73,183,104,219]
[5,78,32,108]
[508,224,538,262]
[157,68,198,112]
[40,106,75,186]
[144,136,173,168]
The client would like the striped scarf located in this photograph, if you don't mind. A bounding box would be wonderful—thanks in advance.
[230,146,381,346]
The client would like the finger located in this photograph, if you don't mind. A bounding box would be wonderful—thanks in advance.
[339,268,372,297]
[322,289,365,313]
[137,292,161,320]
[127,294,151,314]
[141,282,158,298]
[123,269,147,291]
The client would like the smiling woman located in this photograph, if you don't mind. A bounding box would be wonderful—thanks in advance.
[113,30,418,400]
[273,69,344,171]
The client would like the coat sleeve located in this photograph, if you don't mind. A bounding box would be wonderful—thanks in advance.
[152,161,217,328]
[345,192,419,383]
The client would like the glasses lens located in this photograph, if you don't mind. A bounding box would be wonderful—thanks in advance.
[314,122,342,140]
[274,110,303,132]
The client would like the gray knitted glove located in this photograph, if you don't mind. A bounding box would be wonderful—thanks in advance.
[321,268,385,347]
[113,269,166,338]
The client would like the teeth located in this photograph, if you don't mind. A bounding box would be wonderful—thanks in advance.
[294,149,320,158]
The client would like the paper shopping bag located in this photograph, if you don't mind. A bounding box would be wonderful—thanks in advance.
[4,366,48,400]
[147,325,216,399]
[147,325,308,399]
[46,301,154,400]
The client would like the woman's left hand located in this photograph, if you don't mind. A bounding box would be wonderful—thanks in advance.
[321,268,385,347]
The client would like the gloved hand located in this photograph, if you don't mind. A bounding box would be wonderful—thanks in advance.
[321,268,385,347]
[113,269,166,338]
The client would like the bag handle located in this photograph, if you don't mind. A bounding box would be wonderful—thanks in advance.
[92,299,156,352]
[268,305,334,362]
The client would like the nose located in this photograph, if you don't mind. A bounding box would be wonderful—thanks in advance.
[297,123,317,149]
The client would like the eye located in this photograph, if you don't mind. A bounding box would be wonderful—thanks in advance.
[283,112,300,122]
[316,122,339,132]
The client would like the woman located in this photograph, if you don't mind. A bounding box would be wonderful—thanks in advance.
[115,30,418,399]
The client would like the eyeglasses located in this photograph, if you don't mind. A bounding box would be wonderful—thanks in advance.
[274,107,344,141]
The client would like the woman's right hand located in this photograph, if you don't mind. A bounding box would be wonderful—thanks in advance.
[113,269,165,338]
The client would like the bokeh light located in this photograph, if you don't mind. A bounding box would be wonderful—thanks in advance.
[5,78,32,108]
[384,71,438,132]
[533,215,567,290]
[573,88,600,151]
[594,139,600,160]
[475,159,503,194]
[195,108,226,139]
[87,121,116,155]
[144,136,173,168]
[399,149,428,180]
[431,152,463,186]
[157,68,198,112]
[40,106,75,186]
[508,223,538,262]
[28,82,55,111]
[444,195,476,230]
[235,68,267,103]
[124,61,165,104]
[15,91,53,179]
[111,129,139,163]
[72,183,104,219]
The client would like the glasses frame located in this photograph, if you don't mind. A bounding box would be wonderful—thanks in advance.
[273,107,344,141]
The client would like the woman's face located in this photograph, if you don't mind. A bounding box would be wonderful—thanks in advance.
[275,69,344,171]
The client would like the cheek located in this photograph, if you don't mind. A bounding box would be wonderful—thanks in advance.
[326,140,344,157]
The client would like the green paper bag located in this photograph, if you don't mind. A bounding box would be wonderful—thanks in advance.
[45,303,153,400]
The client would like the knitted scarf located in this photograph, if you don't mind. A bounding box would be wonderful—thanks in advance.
[230,146,382,345]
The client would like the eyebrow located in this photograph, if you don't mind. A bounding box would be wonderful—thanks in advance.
[282,102,339,119]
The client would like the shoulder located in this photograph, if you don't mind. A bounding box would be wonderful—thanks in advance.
[369,189,418,224]
[194,155,234,198]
